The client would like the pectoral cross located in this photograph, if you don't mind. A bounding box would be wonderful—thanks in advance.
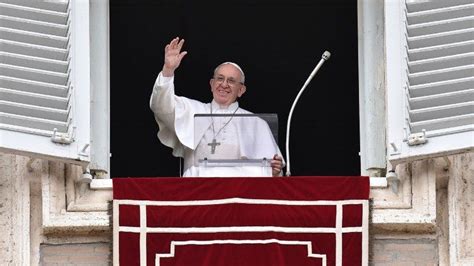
[208,138,220,154]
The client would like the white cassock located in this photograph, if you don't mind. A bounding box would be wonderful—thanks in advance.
[149,72,284,177]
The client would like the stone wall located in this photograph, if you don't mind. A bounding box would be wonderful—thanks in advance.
[0,153,112,265]
[368,152,473,265]
[40,242,111,266]
[0,154,31,265]
[0,151,472,265]
[370,236,438,265]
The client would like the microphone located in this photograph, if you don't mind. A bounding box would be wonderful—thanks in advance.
[285,51,331,176]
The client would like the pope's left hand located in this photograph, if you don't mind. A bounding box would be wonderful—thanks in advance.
[271,154,283,177]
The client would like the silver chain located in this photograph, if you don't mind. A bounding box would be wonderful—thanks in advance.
[210,104,239,140]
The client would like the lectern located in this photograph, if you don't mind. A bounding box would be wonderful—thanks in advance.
[186,113,280,177]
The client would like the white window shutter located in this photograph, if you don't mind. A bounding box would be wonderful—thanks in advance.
[0,0,91,164]
[386,0,474,164]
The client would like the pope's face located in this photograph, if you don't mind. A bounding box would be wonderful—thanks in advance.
[210,64,246,107]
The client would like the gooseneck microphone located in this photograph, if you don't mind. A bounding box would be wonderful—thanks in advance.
[285,51,331,176]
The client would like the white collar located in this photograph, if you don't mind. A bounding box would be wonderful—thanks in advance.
[211,100,239,112]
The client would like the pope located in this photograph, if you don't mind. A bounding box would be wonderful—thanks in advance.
[150,37,284,176]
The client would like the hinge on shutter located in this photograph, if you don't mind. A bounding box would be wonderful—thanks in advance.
[51,127,75,145]
[408,129,428,146]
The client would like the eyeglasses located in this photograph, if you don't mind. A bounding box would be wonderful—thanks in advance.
[213,75,244,87]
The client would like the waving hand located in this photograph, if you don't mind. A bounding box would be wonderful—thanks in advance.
[162,37,188,77]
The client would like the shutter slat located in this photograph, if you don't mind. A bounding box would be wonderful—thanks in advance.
[409,89,474,109]
[407,0,472,13]
[407,28,474,49]
[409,52,474,73]
[0,3,68,25]
[0,111,68,132]
[408,16,474,37]
[0,39,68,61]
[0,122,52,137]
[0,27,68,49]
[0,0,68,13]
[410,114,474,133]
[409,40,474,61]
[407,3,474,24]
[0,100,68,122]
[410,76,473,97]
[0,63,68,85]
[0,76,68,97]
[0,15,68,37]
[409,101,474,122]
[408,64,474,86]
[0,52,68,73]
[0,87,67,109]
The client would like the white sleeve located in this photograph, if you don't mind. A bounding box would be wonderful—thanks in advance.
[150,72,175,126]
[149,72,184,156]
[149,72,208,157]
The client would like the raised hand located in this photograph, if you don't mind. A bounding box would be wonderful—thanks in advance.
[162,37,188,77]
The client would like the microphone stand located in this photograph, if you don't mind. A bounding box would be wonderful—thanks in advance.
[285,51,331,176]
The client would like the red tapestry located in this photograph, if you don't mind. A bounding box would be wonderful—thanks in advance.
[113,176,369,266]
